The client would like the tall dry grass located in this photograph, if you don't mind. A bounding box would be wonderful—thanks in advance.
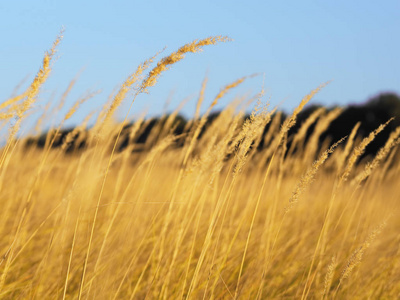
[0,33,399,300]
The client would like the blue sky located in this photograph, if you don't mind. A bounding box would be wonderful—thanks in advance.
[1,1,399,127]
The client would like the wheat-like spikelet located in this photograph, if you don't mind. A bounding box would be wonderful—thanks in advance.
[17,31,63,119]
[233,101,271,175]
[339,220,387,285]
[340,118,393,183]
[3,30,400,299]
[141,36,230,92]
[210,76,247,108]
[238,84,273,159]
[183,76,247,166]
[249,108,275,160]
[0,31,63,171]
[260,83,329,165]
[280,82,329,139]
[0,113,16,120]
[0,92,28,112]
[190,109,241,183]
[64,48,162,299]
[0,77,30,118]
[193,102,241,158]
[352,126,400,185]
[285,137,346,213]
[100,53,158,128]
[227,89,266,154]
[322,255,337,298]
[64,90,101,121]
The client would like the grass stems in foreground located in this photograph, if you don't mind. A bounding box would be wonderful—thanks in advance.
[0,33,399,299]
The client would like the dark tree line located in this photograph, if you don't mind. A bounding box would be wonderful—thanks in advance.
[24,93,400,159]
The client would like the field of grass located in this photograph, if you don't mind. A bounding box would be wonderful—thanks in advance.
[1,33,399,299]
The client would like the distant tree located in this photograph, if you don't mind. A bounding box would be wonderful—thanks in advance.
[24,93,400,160]
[324,93,400,158]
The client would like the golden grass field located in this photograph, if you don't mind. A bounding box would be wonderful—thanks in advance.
[1,33,399,299]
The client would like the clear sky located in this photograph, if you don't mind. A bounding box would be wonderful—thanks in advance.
[1,1,399,128]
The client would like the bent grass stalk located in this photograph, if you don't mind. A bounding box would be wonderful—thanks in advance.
[254,84,330,297]
[183,75,249,167]
[333,219,388,296]
[352,126,400,185]
[340,118,393,184]
[300,121,396,299]
[331,119,395,239]
[0,31,63,292]
[78,36,229,299]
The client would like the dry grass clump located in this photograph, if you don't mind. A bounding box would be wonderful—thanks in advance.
[0,33,399,300]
